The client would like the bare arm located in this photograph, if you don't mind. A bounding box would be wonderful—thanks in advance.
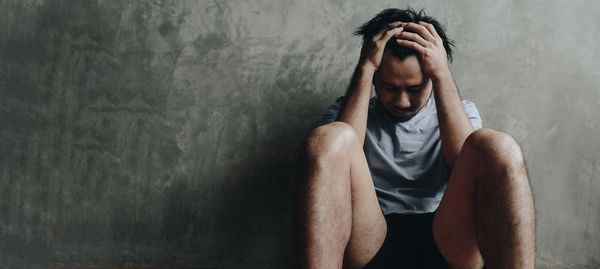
[431,70,474,168]
[337,65,374,144]
[396,22,474,168]
[338,26,404,144]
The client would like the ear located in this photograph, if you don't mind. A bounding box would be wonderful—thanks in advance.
[372,69,380,85]
[371,73,382,96]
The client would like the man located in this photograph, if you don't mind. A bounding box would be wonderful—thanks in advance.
[295,8,535,269]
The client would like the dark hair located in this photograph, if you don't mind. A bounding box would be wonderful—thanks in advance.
[354,8,454,62]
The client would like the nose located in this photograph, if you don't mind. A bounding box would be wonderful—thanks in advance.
[392,90,411,110]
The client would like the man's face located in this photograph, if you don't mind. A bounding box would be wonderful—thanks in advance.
[373,50,432,121]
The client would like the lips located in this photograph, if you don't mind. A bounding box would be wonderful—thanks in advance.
[392,107,416,113]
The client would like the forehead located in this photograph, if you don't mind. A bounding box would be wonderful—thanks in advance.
[377,52,425,86]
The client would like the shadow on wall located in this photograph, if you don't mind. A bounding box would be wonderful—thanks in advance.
[0,0,337,268]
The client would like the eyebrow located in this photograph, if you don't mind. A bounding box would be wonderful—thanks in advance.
[408,82,427,89]
[383,81,427,89]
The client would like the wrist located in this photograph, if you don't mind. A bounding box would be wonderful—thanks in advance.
[430,68,452,84]
[357,61,378,75]
[347,63,376,95]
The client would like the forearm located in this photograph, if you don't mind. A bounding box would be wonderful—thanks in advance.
[338,64,375,144]
[432,71,475,168]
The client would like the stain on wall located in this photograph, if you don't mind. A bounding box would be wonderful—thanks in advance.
[0,0,598,268]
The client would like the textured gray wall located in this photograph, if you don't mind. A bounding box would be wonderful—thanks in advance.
[0,0,598,268]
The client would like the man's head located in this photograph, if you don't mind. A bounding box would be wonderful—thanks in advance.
[354,8,454,62]
[354,9,454,121]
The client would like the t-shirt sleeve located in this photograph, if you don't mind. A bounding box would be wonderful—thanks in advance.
[320,96,347,126]
[462,100,483,130]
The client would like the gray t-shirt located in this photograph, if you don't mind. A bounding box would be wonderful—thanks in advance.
[321,96,482,215]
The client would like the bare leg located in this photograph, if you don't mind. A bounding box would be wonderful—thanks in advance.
[295,122,387,269]
[433,128,535,269]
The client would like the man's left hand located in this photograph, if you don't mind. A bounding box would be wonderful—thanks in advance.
[395,21,451,80]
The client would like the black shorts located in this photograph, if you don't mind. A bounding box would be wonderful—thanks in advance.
[362,212,448,269]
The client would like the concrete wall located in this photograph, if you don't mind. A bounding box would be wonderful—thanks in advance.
[0,0,598,268]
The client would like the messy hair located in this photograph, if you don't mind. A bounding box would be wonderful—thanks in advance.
[354,8,454,62]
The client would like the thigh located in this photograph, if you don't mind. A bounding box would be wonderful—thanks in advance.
[342,132,387,268]
[432,143,483,268]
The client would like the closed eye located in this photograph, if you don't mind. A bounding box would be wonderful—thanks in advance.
[383,85,399,92]
[408,86,424,92]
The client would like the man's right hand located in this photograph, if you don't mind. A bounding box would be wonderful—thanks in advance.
[339,23,403,144]
[358,24,404,72]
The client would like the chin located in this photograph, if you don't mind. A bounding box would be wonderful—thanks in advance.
[392,112,416,121]
[384,106,416,121]
[395,115,414,121]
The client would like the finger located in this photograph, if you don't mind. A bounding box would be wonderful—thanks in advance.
[372,27,387,41]
[396,39,425,54]
[373,24,402,41]
[396,31,428,48]
[401,22,435,42]
[387,21,403,28]
[418,21,441,40]
[379,26,404,42]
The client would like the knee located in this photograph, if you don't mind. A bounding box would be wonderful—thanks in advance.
[301,121,359,164]
[462,128,526,175]
[296,122,359,191]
